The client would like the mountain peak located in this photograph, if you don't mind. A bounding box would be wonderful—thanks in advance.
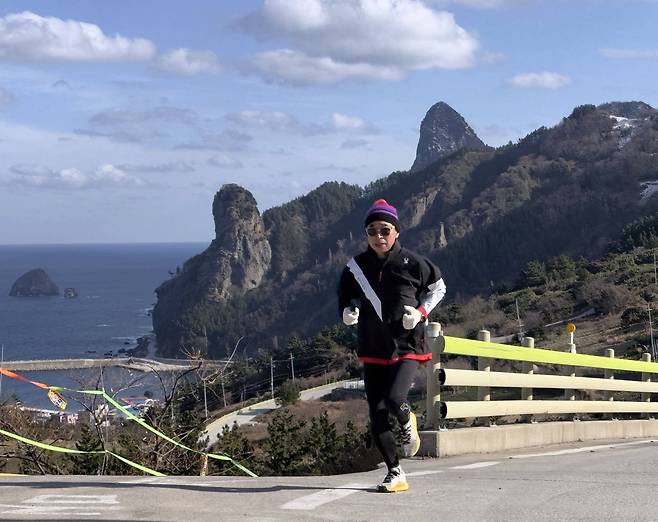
[410,101,486,172]
[597,101,656,119]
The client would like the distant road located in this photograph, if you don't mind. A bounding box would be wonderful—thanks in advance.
[203,379,360,447]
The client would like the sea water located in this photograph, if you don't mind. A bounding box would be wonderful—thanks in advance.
[0,242,206,409]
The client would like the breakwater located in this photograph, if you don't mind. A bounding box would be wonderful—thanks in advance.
[2,357,227,373]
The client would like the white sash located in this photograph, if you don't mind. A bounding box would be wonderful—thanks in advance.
[347,258,382,321]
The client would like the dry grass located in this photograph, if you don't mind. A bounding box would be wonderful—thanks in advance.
[239,392,370,443]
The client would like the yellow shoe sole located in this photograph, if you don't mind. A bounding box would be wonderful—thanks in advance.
[377,482,409,493]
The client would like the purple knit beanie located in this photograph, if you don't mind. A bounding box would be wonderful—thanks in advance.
[364,199,400,230]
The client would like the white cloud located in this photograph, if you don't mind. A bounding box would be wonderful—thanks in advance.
[176,128,253,151]
[226,108,376,135]
[252,49,402,84]
[507,72,570,89]
[78,106,199,143]
[89,106,198,126]
[0,11,156,62]
[431,0,529,7]
[242,0,479,84]
[115,161,196,173]
[8,162,145,189]
[331,112,374,133]
[157,48,221,75]
[340,138,369,149]
[207,154,244,169]
[226,109,331,135]
[600,48,658,59]
[94,164,145,186]
[227,109,307,132]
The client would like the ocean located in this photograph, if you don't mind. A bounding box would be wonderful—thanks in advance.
[0,242,206,409]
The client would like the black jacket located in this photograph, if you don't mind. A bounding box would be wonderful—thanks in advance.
[337,241,444,363]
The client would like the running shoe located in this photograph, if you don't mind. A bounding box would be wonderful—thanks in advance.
[400,411,420,457]
[377,465,408,493]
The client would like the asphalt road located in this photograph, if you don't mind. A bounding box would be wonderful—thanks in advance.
[2,437,658,521]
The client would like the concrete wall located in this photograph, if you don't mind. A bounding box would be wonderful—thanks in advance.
[420,419,658,457]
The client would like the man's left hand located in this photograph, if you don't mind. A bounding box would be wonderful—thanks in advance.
[402,306,423,330]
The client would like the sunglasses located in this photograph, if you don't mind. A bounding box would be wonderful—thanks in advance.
[366,227,393,237]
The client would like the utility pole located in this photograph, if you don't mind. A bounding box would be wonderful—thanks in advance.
[221,375,227,408]
[648,304,656,361]
[270,357,275,399]
[99,364,110,446]
[203,326,208,355]
[203,377,208,419]
[515,298,524,342]
[289,353,295,382]
[653,251,657,285]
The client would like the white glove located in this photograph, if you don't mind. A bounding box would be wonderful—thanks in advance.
[402,305,423,330]
[342,307,359,326]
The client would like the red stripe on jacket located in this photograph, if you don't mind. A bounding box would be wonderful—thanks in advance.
[358,353,432,365]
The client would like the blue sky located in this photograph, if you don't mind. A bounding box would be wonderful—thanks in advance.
[0,0,656,244]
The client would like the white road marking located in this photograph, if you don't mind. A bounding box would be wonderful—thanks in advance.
[1,506,104,516]
[510,439,655,459]
[1,494,120,517]
[450,461,501,469]
[406,470,444,477]
[31,494,119,504]
[281,482,369,510]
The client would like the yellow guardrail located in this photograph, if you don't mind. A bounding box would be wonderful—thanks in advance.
[424,324,658,426]
[438,336,658,373]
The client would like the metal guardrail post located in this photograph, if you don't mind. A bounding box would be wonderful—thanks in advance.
[477,330,491,401]
[565,341,577,401]
[604,349,615,402]
[425,322,443,429]
[521,337,534,401]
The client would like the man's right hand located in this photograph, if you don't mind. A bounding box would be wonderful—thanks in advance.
[342,307,359,326]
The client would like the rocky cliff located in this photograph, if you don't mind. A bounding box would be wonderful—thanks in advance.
[9,268,59,297]
[410,101,486,172]
[152,184,271,354]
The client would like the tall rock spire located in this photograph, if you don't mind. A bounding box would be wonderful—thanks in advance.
[410,102,486,172]
[210,184,272,298]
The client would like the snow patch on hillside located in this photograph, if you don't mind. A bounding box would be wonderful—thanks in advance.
[610,114,645,149]
[640,181,658,203]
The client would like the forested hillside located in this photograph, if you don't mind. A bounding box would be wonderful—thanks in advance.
[154,101,658,358]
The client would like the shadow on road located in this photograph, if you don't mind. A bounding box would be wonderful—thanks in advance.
[1,480,375,495]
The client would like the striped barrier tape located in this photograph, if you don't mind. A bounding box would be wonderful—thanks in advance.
[0,367,256,477]
[0,427,165,476]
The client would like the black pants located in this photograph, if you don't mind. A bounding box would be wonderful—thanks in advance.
[363,359,419,470]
